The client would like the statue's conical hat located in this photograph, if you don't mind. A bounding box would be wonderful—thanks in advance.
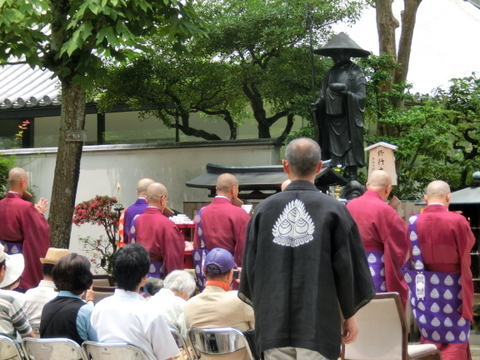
[313,32,370,58]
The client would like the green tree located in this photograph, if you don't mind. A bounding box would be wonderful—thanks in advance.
[99,0,366,142]
[435,74,480,188]
[0,0,204,248]
[196,0,365,139]
[97,47,247,141]
[361,55,480,198]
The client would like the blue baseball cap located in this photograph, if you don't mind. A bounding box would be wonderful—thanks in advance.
[204,248,236,274]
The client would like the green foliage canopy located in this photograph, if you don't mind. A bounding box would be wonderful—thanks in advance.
[0,0,205,248]
[97,0,366,141]
[360,55,480,199]
[0,0,205,85]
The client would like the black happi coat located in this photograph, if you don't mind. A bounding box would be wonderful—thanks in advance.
[239,180,375,360]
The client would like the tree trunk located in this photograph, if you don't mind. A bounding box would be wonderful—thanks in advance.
[275,113,295,146]
[374,0,421,136]
[375,0,398,57]
[394,0,422,108]
[49,81,86,248]
[242,82,271,138]
[375,0,399,96]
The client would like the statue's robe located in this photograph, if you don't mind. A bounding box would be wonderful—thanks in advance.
[314,60,366,167]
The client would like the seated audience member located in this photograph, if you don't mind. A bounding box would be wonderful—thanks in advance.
[23,248,69,331]
[40,253,97,344]
[0,253,25,297]
[149,270,196,337]
[144,277,164,298]
[91,244,179,360]
[0,244,36,340]
[184,248,254,360]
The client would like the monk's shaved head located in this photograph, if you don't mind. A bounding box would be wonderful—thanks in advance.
[367,170,392,189]
[424,180,451,206]
[146,182,168,204]
[426,181,450,198]
[8,168,28,191]
[365,170,393,201]
[8,168,27,185]
[137,178,155,196]
[216,173,238,194]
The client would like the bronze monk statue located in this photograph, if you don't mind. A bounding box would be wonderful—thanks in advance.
[312,32,370,188]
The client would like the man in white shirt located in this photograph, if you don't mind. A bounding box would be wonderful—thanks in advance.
[23,248,69,331]
[91,244,179,360]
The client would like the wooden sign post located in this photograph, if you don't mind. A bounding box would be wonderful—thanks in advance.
[365,142,398,185]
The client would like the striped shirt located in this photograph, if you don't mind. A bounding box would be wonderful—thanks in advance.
[0,289,32,340]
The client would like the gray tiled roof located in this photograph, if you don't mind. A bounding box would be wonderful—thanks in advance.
[0,62,61,109]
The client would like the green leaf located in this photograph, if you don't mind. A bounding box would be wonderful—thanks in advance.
[80,21,94,40]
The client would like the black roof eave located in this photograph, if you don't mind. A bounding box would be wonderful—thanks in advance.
[186,162,348,198]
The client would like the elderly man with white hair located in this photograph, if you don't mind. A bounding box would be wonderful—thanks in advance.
[149,270,196,337]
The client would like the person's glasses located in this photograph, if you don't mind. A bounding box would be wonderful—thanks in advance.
[161,195,169,202]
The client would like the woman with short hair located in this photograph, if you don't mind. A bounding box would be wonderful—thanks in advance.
[40,253,97,344]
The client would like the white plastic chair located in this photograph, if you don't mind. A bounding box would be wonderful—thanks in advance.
[0,335,23,360]
[187,327,255,360]
[82,341,148,360]
[22,337,87,360]
[341,292,442,360]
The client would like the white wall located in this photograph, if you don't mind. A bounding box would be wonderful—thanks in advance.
[6,141,280,254]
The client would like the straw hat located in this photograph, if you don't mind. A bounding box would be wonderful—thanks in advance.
[0,253,25,289]
[313,32,370,58]
[40,248,70,265]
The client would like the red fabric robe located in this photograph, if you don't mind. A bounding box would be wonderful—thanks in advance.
[347,190,409,308]
[193,197,250,266]
[416,204,475,360]
[133,207,184,276]
[0,192,50,290]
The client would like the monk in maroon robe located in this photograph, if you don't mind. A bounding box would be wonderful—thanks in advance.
[193,173,250,266]
[0,168,50,290]
[347,170,409,309]
[118,178,154,245]
[416,180,475,360]
[132,182,184,277]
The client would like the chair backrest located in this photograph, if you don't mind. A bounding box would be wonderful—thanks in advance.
[342,292,407,360]
[22,337,88,360]
[92,275,115,287]
[0,335,23,360]
[92,286,116,304]
[187,327,254,359]
[82,341,148,360]
[170,328,194,360]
